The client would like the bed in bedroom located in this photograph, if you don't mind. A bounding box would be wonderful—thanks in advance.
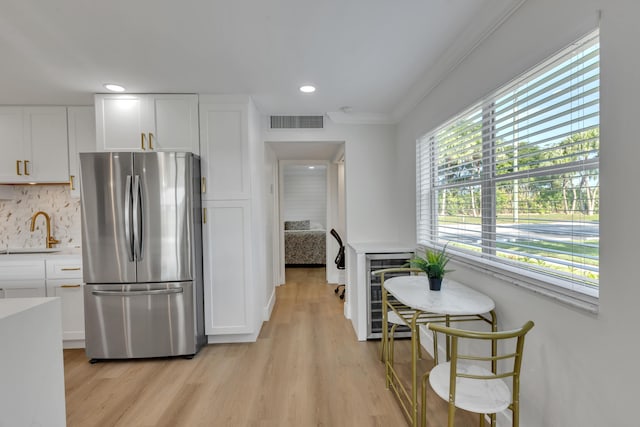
[284,220,326,266]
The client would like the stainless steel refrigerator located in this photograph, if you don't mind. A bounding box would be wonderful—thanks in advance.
[80,151,205,361]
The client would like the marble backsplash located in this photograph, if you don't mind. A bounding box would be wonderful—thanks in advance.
[0,185,81,249]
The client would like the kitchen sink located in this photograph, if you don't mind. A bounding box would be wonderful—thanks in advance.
[0,248,63,254]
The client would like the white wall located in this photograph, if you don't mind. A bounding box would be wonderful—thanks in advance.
[263,144,278,317]
[396,0,638,425]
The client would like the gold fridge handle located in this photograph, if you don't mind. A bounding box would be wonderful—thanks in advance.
[203,208,207,224]
[149,132,154,150]
[69,175,75,191]
[16,160,22,176]
[24,160,30,175]
[141,133,146,150]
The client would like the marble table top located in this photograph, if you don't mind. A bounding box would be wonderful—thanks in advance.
[384,276,495,315]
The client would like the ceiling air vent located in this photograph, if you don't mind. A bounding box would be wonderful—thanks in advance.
[270,115,324,129]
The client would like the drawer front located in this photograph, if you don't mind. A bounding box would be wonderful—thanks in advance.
[0,260,46,280]
[46,257,83,279]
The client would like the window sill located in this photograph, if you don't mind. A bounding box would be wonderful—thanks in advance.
[419,245,599,314]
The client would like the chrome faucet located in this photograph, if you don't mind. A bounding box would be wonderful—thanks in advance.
[30,211,60,248]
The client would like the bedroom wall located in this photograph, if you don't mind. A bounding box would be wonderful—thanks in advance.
[395,0,637,425]
[282,165,327,228]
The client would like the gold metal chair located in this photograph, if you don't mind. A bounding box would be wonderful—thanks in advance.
[421,320,534,427]
[373,268,424,365]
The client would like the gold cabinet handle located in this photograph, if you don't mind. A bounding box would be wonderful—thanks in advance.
[16,160,22,176]
[70,175,75,191]
[149,132,154,150]
[141,133,146,150]
[201,177,206,194]
[24,160,30,175]
[61,267,81,271]
[61,284,81,288]
[203,207,207,224]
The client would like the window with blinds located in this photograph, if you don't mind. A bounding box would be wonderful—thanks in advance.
[416,30,599,298]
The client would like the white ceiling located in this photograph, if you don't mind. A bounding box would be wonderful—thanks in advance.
[0,0,523,122]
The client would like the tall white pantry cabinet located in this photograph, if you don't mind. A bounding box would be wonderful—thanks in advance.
[199,95,263,340]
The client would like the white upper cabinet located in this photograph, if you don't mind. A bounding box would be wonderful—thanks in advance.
[95,94,199,154]
[0,106,69,183]
[67,106,96,198]
[199,97,250,200]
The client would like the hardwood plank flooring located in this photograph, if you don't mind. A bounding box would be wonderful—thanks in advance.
[64,268,476,426]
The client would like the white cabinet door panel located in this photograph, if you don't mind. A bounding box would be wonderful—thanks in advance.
[46,279,85,341]
[152,94,199,153]
[68,106,96,197]
[96,95,146,151]
[0,107,25,182]
[199,104,249,200]
[202,200,253,335]
[26,107,69,182]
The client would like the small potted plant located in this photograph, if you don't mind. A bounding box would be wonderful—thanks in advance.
[407,245,452,291]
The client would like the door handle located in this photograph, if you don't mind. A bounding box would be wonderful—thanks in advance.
[16,160,22,176]
[24,160,30,175]
[124,175,134,262]
[203,207,207,224]
[201,177,206,194]
[141,133,146,150]
[61,284,81,288]
[69,175,75,191]
[61,267,81,271]
[132,175,143,261]
[92,288,183,297]
[148,132,154,150]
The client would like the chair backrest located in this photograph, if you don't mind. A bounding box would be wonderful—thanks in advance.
[428,320,535,407]
[330,229,345,269]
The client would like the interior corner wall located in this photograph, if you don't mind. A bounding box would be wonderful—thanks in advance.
[395,0,639,425]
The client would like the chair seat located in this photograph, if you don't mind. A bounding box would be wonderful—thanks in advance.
[429,361,512,415]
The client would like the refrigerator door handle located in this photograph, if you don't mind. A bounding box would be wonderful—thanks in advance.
[124,175,134,262]
[132,175,144,261]
[91,288,184,297]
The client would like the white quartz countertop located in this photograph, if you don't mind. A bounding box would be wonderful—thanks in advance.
[0,247,81,259]
[347,241,416,254]
[0,297,56,320]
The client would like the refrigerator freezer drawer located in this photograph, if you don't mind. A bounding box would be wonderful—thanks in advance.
[84,282,198,360]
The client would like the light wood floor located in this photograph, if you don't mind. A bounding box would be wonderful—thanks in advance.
[64,268,477,426]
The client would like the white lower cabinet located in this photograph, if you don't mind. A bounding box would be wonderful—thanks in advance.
[0,260,46,298]
[202,200,254,335]
[46,279,84,341]
[46,256,84,346]
[0,255,84,346]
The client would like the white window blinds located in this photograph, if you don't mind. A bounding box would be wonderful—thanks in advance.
[417,30,599,296]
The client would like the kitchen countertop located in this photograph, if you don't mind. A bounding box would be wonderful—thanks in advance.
[0,247,81,259]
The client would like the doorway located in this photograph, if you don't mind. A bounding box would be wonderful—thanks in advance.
[264,141,345,286]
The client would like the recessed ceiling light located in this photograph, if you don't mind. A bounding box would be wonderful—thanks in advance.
[308,166,315,169]
[299,85,316,93]
[104,83,126,92]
